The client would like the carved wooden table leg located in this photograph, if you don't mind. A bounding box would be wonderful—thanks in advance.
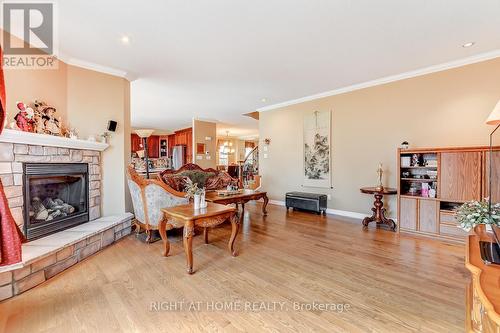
[228,213,240,257]
[203,227,209,244]
[158,220,170,257]
[183,220,195,274]
[362,193,396,231]
[262,194,269,216]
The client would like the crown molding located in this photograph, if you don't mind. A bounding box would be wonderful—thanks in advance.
[257,49,500,112]
[57,53,133,80]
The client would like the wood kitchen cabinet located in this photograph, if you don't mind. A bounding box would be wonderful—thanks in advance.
[131,134,160,158]
[131,134,142,153]
[166,128,192,163]
[147,136,160,158]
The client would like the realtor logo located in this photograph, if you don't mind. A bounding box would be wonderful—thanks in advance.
[1,2,58,69]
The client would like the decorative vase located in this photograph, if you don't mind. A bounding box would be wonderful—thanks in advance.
[200,192,207,208]
[193,194,201,210]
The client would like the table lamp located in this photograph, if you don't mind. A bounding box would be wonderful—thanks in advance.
[485,99,500,255]
[135,129,155,179]
[486,100,500,204]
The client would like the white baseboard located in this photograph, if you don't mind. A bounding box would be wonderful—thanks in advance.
[268,200,367,220]
[268,200,397,221]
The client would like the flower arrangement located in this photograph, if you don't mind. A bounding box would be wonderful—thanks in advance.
[456,200,500,232]
[184,178,203,199]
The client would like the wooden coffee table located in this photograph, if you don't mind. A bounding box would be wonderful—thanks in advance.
[205,189,269,215]
[160,202,239,274]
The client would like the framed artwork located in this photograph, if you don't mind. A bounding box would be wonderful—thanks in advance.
[196,143,205,155]
[303,110,331,188]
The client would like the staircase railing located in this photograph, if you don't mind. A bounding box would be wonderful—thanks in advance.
[239,146,259,188]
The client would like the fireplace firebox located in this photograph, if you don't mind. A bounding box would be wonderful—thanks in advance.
[23,163,89,241]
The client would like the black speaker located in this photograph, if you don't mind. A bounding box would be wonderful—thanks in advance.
[107,120,117,132]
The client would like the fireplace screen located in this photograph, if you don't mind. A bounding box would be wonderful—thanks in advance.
[24,163,89,240]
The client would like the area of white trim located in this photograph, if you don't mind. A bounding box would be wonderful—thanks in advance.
[269,199,367,219]
[268,199,397,221]
[58,53,132,80]
[0,129,109,151]
[257,49,500,112]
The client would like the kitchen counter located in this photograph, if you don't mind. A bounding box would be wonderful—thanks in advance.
[135,168,170,175]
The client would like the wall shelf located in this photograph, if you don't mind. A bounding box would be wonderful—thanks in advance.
[401,178,437,182]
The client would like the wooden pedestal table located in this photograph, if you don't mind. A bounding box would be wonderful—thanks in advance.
[359,187,397,231]
[160,202,239,274]
[205,189,269,216]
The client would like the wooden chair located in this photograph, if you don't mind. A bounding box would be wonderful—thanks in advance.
[126,165,189,243]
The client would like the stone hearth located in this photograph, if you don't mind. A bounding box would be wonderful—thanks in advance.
[0,130,134,302]
[0,213,133,301]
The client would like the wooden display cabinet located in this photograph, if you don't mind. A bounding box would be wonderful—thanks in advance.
[397,146,500,242]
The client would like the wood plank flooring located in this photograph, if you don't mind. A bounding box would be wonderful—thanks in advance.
[0,203,468,333]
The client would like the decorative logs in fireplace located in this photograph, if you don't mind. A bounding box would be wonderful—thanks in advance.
[30,197,76,222]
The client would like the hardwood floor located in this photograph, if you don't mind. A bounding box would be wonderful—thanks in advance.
[0,203,467,332]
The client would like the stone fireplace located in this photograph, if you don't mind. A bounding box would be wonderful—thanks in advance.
[0,130,133,302]
[23,163,90,241]
[0,139,102,237]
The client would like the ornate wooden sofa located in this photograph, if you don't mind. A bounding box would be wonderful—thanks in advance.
[127,165,189,242]
[158,163,239,192]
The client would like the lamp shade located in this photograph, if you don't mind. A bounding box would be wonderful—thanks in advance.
[486,100,500,125]
[135,129,155,138]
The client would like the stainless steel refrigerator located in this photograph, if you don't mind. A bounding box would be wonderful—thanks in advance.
[172,145,186,170]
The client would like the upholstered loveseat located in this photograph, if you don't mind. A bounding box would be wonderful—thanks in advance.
[127,165,189,242]
[158,163,239,193]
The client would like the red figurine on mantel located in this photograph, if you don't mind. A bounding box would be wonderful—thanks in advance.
[14,101,35,132]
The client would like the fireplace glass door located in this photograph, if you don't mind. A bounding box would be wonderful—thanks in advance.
[24,163,89,240]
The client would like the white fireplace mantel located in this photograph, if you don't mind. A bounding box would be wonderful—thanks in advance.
[0,129,109,151]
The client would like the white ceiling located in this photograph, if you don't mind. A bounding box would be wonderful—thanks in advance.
[50,1,500,137]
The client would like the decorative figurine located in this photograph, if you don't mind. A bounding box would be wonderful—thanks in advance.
[376,163,384,191]
[32,109,45,133]
[14,101,35,132]
[68,128,78,140]
[401,141,409,150]
[42,106,61,135]
[411,153,420,167]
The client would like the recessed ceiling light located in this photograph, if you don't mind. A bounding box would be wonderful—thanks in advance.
[120,35,130,45]
[462,42,475,48]
[261,98,267,102]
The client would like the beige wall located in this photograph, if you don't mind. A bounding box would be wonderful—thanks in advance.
[192,119,216,169]
[4,47,132,215]
[260,58,500,218]
[66,66,131,215]
[4,64,68,126]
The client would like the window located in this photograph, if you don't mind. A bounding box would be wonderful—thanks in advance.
[219,145,228,166]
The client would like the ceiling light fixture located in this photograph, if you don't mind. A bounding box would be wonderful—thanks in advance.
[261,98,267,103]
[462,42,475,48]
[120,35,130,45]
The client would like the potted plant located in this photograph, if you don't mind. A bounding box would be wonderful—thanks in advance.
[456,200,500,242]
